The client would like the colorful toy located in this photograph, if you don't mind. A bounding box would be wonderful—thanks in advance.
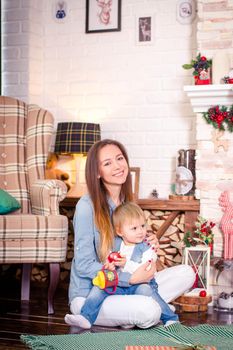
[107,251,122,263]
[92,269,118,294]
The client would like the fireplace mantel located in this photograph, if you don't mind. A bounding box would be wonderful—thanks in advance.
[184,83,233,259]
[184,84,233,112]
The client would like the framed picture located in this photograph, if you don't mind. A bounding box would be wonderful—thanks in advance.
[130,167,140,201]
[136,15,154,45]
[86,0,121,34]
[176,0,196,25]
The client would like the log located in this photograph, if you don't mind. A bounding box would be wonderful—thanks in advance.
[172,294,212,313]
[159,236,171,244]
[164,248,177,255]
[173,254,182,263]
[175,295,212,305]
[169,233,180,242]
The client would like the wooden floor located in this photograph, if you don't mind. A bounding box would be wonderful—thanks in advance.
[0,272,232,350]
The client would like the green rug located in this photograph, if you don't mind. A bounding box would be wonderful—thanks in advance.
[21,323,233,350]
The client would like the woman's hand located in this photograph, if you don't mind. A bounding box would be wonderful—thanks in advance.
[145,232,159,250]
[129,260,156,285]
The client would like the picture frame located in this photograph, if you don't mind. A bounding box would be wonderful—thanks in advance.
[135,14,154,45]
[176,0,196,25]
[130,167,140,201]
[86,0,121,34]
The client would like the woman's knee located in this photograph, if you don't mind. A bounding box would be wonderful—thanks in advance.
[180,264,196,288]
[136,297,161,328]
[156,264,196,302]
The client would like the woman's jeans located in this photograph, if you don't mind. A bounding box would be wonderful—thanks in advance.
[80,280,178,325]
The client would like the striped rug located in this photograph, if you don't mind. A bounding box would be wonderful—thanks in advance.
[21,323,233,350]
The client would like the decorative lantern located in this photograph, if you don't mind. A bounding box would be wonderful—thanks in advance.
[183,245,211,294]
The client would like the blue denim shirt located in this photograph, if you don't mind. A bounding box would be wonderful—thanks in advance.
[68,194,132,303]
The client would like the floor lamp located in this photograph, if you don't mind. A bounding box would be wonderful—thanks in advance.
[54,122,101,197]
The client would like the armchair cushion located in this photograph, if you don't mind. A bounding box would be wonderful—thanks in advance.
[0,214,68,263]
[0,189,21,214]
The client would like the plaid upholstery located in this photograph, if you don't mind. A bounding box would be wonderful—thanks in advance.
[30,179,67,216]
[54,122,101,154]
[0,215,67,263]
[0,96,68,264]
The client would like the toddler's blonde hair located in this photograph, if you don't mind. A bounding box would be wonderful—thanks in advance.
[112,202,146,235]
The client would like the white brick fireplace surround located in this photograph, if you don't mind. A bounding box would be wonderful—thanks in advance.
[184,84,233,258]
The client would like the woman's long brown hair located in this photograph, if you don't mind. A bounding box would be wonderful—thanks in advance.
[85,139,133,262]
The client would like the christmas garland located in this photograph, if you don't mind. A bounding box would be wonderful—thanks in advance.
[202,105,233,132]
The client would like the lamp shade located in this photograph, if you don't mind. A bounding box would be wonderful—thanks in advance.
[54,122,101,154]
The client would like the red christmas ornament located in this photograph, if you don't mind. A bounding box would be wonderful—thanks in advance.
[200,56,207,61]
[107,251,122,263]
[199,290,207,297]
[217,114,224,122]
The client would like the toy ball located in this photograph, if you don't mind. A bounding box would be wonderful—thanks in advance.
[107,251,122,263]
[199,290,207,297]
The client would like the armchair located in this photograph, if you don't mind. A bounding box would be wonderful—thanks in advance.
[0,96,68,314]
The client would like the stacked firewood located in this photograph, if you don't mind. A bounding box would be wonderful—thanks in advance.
[144,210,185,267]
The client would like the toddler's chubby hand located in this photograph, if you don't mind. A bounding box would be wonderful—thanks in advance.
[104,261,115,271]
[114,255,126,268]
[107,251,126,267]
[107,251,122,262]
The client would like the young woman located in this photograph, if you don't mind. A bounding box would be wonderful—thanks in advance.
[66,139,195,329]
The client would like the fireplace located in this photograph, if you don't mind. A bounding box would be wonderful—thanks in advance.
[184,84,233,258]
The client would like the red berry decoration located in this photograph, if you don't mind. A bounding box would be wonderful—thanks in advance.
[199,290,207,297]
[107,252,122,263]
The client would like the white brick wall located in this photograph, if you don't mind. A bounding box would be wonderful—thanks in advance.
[195,0,233,258]
[2,0,197,198]
[2,0,43,104]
